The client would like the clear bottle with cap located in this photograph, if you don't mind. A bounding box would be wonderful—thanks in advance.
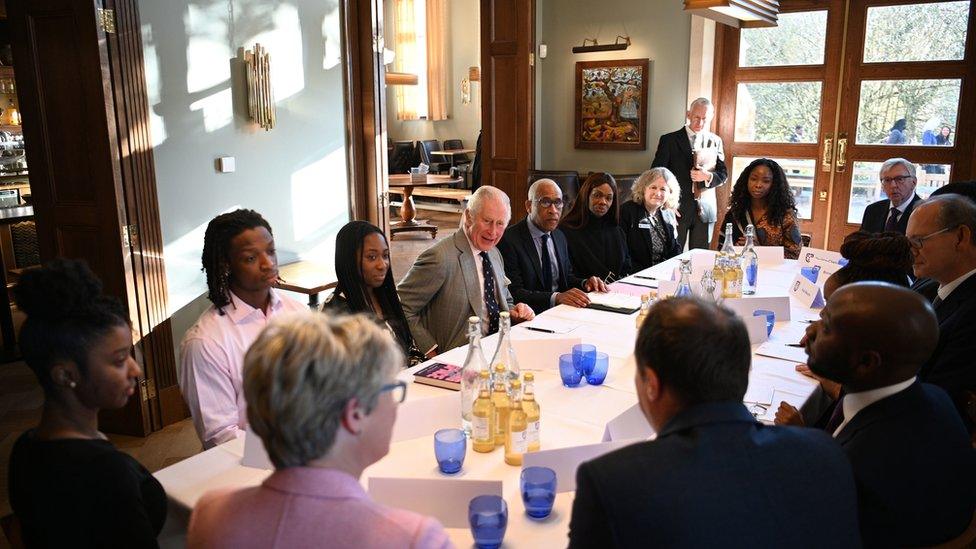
[700,267,717,301]
[504,379,528,466]
[741,224,759,295]
[489,311,520,386]
[471,370,495,453]
[460,316,488,435]
[721,222,737,257]
[673,259,694,297]
[522,372,540,452]
[491,363,511,446]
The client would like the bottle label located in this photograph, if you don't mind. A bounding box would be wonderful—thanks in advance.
[511,429,528,454]
[528,420,540,443]
[473,415,491,441]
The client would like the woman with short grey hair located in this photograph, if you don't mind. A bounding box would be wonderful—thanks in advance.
[621,168,683,271]
[187,312,451,549]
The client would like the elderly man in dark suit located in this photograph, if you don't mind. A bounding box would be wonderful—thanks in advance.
[906,194,976,432]
[568,298,861,548]
[650,97,727,250]
[398,186,534,354]
[804,282,976,547]
[497,179,607,313]
[859,158,923,234]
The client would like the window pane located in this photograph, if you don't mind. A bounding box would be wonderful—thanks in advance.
[735,82,822,143]
[864,2,970,63]
[855,79,960,146]
[739,11,828,67]
[731,157,816,220]
[846,161,952,224]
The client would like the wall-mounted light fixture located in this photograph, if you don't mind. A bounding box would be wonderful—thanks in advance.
[683,0,779,27]
[572,35,631,54]
[245,43,275,131]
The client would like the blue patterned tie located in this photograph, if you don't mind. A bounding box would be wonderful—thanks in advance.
[480,251,500,334]
[540,233,554,291]
[884,208,899,232]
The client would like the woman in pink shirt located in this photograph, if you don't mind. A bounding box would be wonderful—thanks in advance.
[187,312,452,549]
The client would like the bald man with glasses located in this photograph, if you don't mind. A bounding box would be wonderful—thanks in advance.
[905,194,976,432]
[860,158,923,234]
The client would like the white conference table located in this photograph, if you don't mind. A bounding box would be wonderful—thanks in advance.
[154,250,821,548]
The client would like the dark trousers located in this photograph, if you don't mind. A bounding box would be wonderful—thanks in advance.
[676,213,713,250]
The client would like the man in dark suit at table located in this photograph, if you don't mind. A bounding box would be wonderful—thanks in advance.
[650,97,727,250]
[803,282,976,547]
[859,158,923,234]
[497,179,607,313]
[906,194,976,432]
[568,298,861,548]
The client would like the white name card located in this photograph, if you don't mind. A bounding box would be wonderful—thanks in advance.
[521,439,643,492]
[789,273,826,309]
[743,314,770,344]
[723,295,792,322]
[601,403,655,442]
[392,392,460,443]
[799,247,844,269]
[511,336,582,372]
[242,426,273,470]
[368,477,503,528]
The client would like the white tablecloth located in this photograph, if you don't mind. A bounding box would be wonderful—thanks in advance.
[155,251,820,547]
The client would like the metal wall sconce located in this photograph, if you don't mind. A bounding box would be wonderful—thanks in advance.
[245,43,275,131]
[572,35,631,54]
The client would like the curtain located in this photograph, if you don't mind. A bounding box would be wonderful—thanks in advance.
[393,0,419,120]
[425,0,448,121]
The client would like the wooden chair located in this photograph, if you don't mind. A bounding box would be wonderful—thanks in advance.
[923,510,976,548]
[528,170,581,207]
[418,140,451,173]
[612,173,641,205]
[1,513,25,549]
[801,233,812,247]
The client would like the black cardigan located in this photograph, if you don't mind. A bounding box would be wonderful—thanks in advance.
[560,221,632,281]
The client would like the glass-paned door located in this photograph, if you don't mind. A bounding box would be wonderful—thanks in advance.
[716,2,846,248]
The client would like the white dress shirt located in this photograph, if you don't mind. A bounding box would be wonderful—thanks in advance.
[937,267,976,302]
[833,376,916,437]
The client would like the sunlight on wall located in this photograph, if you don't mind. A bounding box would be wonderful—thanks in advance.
[162,205,240,316]
[250,3,305,103]
[186,3,231,94]
[140,24,168,147]
[190,88,234,133]
[322,7,342,70]
[290,147,349,244]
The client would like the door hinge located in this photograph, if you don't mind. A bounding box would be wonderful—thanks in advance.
[122,224,138,248]
[97,8,116,33]
[138,378,156,402]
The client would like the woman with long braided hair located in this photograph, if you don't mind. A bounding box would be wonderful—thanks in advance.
[823,230,913,299]
[179,209,307,448]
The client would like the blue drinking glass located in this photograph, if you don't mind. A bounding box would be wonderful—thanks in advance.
[520,466,557,519]
[559,353,582,387]
[572,343,597,376]
[800,266,820,284]
[469,495,508,549]
[586,352,610,385]
[753,309,775,337]
[434,428,466,474]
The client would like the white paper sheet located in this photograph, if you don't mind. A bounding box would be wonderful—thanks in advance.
[392,392,461,442]
[723,296,792,322]
[601,403,655,442]
[368,477,503,528]
[515,317,582,335]
[521,439,644,492]
[757,389,808,423]
[241,426,273,470]
[587,291,642,309]
[511,336,583,372]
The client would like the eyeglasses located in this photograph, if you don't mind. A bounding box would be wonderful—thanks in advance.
[880,175,914,186]
[375,380,408,404]
[907,226,955,249]
[535,198,564,209]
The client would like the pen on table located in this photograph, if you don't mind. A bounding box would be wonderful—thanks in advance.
[524,326,555,334]
[786,343,805,348]
[634,275,657,280]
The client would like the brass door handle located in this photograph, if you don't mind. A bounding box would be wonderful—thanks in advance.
[821,133,833,172]
[836,133,848,172]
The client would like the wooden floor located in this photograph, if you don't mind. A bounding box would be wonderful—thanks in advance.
[0,207,460,544]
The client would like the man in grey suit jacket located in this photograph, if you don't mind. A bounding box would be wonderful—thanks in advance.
[398,186,535,354]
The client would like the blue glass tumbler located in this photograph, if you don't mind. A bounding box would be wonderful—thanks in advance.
[434,428,466,474]
[753,309,775,337]
[559,353,582,387]
[520,466,557,519]
[586,352,610,385]
[469,495,508,549]
[572,343,597,376]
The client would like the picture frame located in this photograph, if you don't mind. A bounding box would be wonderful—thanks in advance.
[574,58,649,150]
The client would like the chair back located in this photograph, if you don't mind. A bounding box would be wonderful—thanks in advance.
[612,174,641,205]
[444,139,463,150]
[419,139,441,164]
[389,141,416,174]
[801,233,812,247]
[528,170,581,206]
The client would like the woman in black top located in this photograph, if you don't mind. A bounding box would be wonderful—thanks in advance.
[8,259,166,548]
[322,220,427,364]
[620,168,682,272]
[559,172,632,281]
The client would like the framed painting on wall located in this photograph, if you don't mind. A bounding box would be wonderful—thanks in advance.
[574,58,649,150]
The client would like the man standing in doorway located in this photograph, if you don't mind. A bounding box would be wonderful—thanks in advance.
[651,97,728,250]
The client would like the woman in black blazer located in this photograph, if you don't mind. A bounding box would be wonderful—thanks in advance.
[559,172,632,281]
[620,168,682,272]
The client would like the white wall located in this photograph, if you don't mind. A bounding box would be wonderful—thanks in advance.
[536,0,692,174]
[138,0,349,354]
[384,0,482,149]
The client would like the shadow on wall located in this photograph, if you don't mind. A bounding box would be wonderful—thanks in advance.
[139,0,351,316]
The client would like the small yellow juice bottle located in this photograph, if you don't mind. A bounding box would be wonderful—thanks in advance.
[505,379,528,466]
[471,370,495,453]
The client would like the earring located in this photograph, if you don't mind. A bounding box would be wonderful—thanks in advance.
[68,380,76,389]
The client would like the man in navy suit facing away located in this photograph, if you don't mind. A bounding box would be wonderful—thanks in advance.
[568,297,861,548]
